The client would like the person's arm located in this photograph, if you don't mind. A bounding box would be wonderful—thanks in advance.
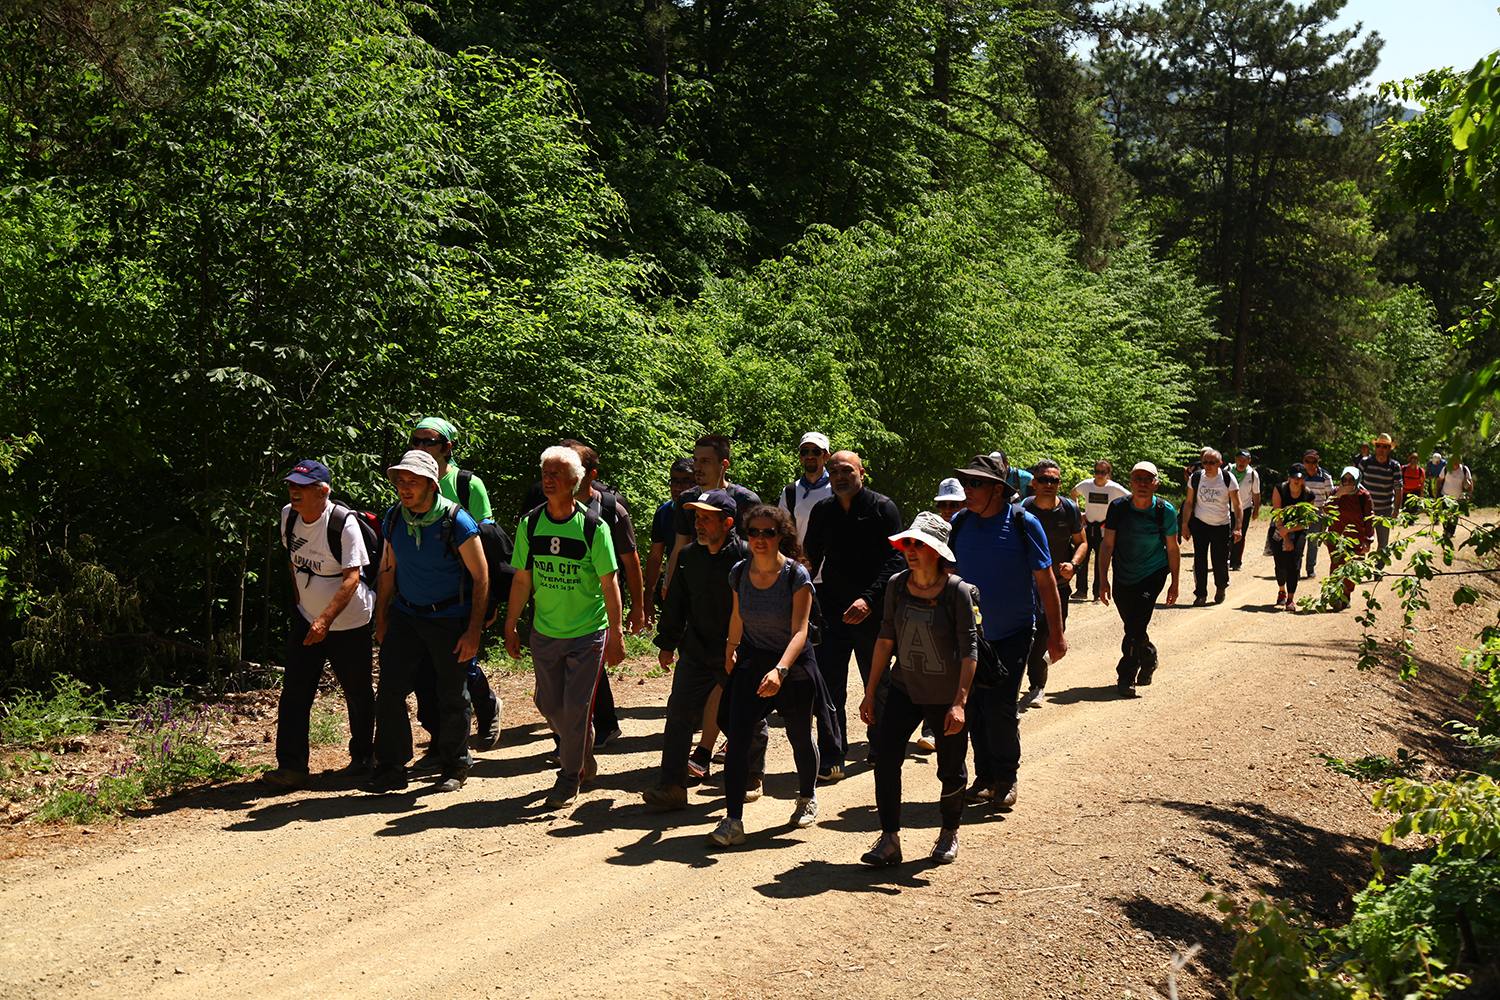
[1272,485,1289,539]
[859,637,895,726]
[1097,527,1116,606]
[758,582,812,697]
[1165,535,1181,605]
[1181,487,1195,540]
[454,535,488,661]
[1033,568,1067,663]
[654,550,691,669]
[1059,528,1088,582]
[375,540,397,644]
[1229,483,1243,541]
[619,549,646,634]
[643,540,666,602]
[600,568,625,665]
[306,566,361,645]
[1251,481,1261,520]
[724,592,743,675]
[849,498,905,622]
[503,568,532,660]
[664,532,691,594]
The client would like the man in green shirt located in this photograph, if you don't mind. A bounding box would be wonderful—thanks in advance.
[407,417,502,753]
[505,445,625,808]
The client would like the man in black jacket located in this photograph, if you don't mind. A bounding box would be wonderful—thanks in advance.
[644,490,749,808]
[803,451,904,781]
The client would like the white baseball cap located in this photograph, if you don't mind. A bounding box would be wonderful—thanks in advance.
[799,431,830,453]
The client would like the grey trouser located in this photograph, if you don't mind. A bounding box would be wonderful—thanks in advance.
[531,630,605,783]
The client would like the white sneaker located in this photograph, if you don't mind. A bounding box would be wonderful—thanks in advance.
[1026,686,1045,708]
[915,734,937,753]
[705,816,745,847]
[790,796,819,829]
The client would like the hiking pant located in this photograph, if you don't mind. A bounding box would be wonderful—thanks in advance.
[374,610,472,772]
[874,683,966,833]
[1305,515,1327,575]
[723,646,818,821]
[1114,566,1168,685]
[594,669,619,737]
[815,612,883,768]
[660,653,729,789]
[414,655,498,744]
[1373,520,1392,563]
[277,614,375,772]
[530,630,605,785]
[1272,531,1307,595]
[1190,517,1231,599]
[1229,508,1253,568]
[1026,581,1070,690]
[968,628,1032,787]
[1080,522,1106,598]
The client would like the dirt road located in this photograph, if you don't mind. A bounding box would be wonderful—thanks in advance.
[0,535,1479,1000]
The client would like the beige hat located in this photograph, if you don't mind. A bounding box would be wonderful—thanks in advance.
[1131,461,1159,478]
[1372,432,1396,446]
[888,511,956,563]
[387,449,440,486]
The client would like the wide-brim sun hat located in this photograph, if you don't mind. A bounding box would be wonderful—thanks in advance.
[953,454,1007,483]
[888,510,956,563]
[388,449,441,486]
[1372,432,1396,446]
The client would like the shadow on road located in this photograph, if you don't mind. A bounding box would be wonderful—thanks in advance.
[754,858,935,899]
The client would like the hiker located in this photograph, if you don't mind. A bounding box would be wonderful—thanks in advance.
[1097,462,1181,698]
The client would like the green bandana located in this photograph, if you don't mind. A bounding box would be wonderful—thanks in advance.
[399,493,456,548]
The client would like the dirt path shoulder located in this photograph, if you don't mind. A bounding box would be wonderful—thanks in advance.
[1,529,1490,1000]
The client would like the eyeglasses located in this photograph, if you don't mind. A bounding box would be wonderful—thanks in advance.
[669,478,695,488]
[409,436,444,448]
[1034,476,1061,486]
[936,501,965,510]
[745,527,778,539]
[798,446,824,457]
[959,476,993,489]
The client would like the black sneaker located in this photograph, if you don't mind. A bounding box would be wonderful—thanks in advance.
[363,766,408,794]
[686,745,712,784]
[437,768,467,792]
[1214,587,1226,604]
[1116,680,1138,698]
[411,749,443,774]
[331,756,372,776]
[1192,596,1207,607]
[473,712,502,752]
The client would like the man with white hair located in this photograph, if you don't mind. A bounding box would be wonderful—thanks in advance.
[1180,448,1241,606]
[263,459,377,790]
[505,446,625,808]
[366,449,489,794]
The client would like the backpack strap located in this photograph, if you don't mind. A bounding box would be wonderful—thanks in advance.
[524,501,602,570]
[457,469,472,514]
[782,482,797,513]
[1189,470,1202,494]
[1153,497,1166,547]
[325,503,350,564]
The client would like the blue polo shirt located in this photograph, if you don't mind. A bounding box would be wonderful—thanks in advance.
[387,504,480,617]
[951,505,1051,640]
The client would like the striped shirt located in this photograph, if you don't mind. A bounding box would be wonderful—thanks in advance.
[1358,457,1404,515]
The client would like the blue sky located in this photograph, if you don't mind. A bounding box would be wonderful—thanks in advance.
[1335,0,1499,87]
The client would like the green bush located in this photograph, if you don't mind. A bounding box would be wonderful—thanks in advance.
[127,692,244,797]
[0,675,109,748]
[35,772,146,824]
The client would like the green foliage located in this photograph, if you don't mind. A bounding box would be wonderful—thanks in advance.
[308,698,343,748]
[1207,892,1357,1000]
[1373,775,1500,865]
[1316,748,1426,783]
[35,773,146,824]
[126,690,243,797]
[0,674,109,747]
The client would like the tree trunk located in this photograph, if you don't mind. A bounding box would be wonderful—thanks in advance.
[643,0,670,129]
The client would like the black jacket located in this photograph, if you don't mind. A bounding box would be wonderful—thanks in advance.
[802,488,905,615]
[654,535,749,665]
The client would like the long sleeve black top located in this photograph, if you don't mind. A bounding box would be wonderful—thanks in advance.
[802,488,905,614]
[654,535,749,665]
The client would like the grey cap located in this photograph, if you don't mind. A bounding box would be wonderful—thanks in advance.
[387,449,441,486]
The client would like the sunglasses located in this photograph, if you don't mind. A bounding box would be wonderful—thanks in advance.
[798,446,824,457]
[900,537,929,551]
[1202,460,1220,466]
[409,436,444,448]
[745,527,779,539]
[1130,475,1156,485]
[959,476,993,489]
[669,477,695,487]
[1034,476,1061,486]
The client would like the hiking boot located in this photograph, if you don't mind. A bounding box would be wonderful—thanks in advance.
[861,832,903,867]
[705,816,746,847]
[931,828,959,864]
[687,745,712,782]
[1285,593,1297,613]
[817,764,845,784]
[643,782,688,809]
[262,768,308,790]
[1023,686,1045,709]
[1136,662,1156,686]
[437,768,467,792]
[474,709,502,752]
[964,782,994,804]
[790,796,818,829]
[363,766,408,794]
[544,777,579,809]
[1214,587,1226,604]
[743,776,764,803]
[1116,680,1138,698]
[411,749,442,774]
[995,782,1018,809]
[331,756,372,776]
[1192,596,1207,607]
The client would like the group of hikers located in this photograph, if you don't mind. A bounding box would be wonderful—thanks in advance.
[264,423,1475,865]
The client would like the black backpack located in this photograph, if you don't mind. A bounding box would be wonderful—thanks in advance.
[522,499,604,568]
[285,502,384,590]
[383,502,515,619]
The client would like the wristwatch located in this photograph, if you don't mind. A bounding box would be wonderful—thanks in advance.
[776,665,789,678]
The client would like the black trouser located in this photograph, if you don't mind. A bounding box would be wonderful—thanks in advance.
[1229,508,1253,567]
[374,610,473,772]
[723,646,818,820]
[414,655,498,742]
[874,683,967,833]
[1027,579,1070,689]
[659,653,728,788]
[593,670,619,735]
[968,629,1032,787]
[1272,531,1306,593]
[815,612,883,768]
[1080,522,1106,598]
[277,614,375,772]
[1189,517,1231,599]
[1114,566,1168,685]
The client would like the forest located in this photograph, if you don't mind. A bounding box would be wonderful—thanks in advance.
[0,0,1496,689]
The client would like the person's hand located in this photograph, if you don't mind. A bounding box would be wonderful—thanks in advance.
[843,598,871,624]
[1181,526,1192,544]
[1098,580,1112,606]
[658,648,675,670]
[604,627,626,666]
[1058,562,1075,581]
[454,628,480,663]
[757,668,783,697]
[1047,630,1067,665]
[943,704,965,735]
[625,606,645,635]
[725,645,737,675]
[1232,528,1242,543]
[486,607,500,628]
[376,616,388,645]
[504,626,521,661]
[304,617,331,645]
[858,692,876,726]
[1165,579,1180,606]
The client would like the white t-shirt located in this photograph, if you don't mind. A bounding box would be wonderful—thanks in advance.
[280,505,374,630]
[1190,470,1239,526]
[779,474,833,546]
[1073,478,1130,524]
[1232,465,1260,507]
[1440,465,1473,498]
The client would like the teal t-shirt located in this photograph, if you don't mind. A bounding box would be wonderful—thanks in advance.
[1104,497,1178,585]
[512,502,620,639]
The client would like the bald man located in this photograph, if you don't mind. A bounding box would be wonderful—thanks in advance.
[802,451,905,781]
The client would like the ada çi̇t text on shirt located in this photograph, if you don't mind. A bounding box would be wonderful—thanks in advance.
[512,503,621,639]
[281,505,374,629]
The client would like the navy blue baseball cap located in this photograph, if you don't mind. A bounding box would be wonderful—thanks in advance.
[283,459,331,485]
[683,488,736,516]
